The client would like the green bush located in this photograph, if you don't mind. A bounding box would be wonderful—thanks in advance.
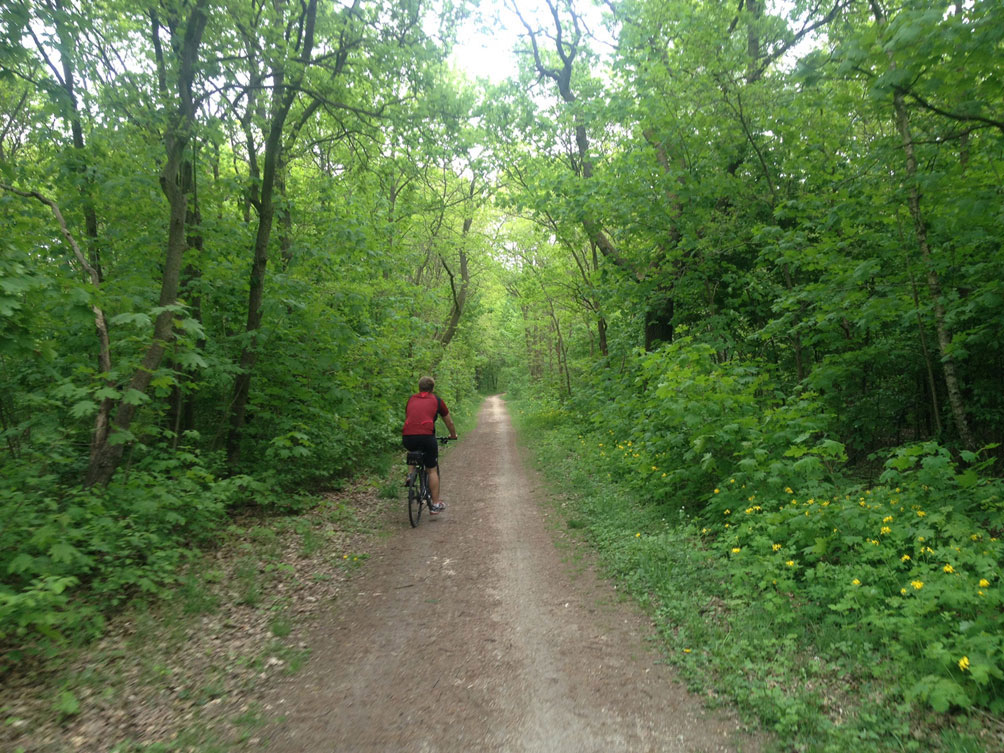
[568,338,843,512]
[711,442,1004,713]
[514,343,1004,722]
[0,446,245,656]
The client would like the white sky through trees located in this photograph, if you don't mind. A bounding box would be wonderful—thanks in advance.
[446,0,612,83]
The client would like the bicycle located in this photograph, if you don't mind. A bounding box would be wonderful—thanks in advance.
[405,436,451,527]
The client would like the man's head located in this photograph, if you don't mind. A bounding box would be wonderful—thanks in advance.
[418,376,435,392]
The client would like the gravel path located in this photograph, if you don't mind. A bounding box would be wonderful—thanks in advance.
[260,396,761,753]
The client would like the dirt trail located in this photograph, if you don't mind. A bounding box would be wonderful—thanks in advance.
[261,396,760,752]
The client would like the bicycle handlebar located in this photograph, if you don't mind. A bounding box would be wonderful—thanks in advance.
[437,436,455,444]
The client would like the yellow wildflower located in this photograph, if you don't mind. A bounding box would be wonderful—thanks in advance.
[901,588,907,595]
[916,511,926,517]
[772,543,782,551]
[635,532,641,538]
[958,656,970,672]
[883,516,894,523]
[880,526,891,535]
[786,560,795,567]
[723,509,730,515]
[732,547,741,553]
[852,578,861,586]
[979,579,990,588]
[912,580,924,590]
[714,488,720,494]
[785,487,793,494]
[943,564,955,574]
[901,554,911,562]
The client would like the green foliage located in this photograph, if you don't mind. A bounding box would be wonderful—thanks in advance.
[565,338,843,514]
[712,445,1004,714]
[525,339,1004,717]
[514,395,1002,747]
[0,446,251,656]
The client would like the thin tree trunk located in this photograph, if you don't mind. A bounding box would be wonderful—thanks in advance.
[1,183,114,464]
[85,0,209,485]
[894,99,973,447]
[436,178,477,350]
[872,0,974,447]
[50,0,102,282]
[227,0,319,466]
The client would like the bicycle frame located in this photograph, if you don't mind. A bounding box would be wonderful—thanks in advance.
[405,437,450,527]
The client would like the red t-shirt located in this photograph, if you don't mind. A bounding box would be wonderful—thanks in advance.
[402,392,449,435]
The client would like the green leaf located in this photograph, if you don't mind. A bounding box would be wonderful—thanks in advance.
[121,389,149,406]
[6,553,35,575]
[176,351,208,369]
[69,400,98,418]
[109,312,152,328]
[49,542,79,564]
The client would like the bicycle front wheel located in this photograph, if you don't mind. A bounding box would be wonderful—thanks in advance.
[408,481,422,527]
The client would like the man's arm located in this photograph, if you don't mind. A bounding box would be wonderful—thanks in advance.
[443,412,458,439]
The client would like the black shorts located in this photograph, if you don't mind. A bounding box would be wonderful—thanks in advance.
[402,434,438,468]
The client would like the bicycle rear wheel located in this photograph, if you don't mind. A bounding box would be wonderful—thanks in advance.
[408,479,423,527]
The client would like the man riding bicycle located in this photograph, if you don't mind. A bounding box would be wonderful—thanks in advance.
[402,376,457,514]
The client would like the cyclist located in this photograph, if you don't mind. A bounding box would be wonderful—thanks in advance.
[402,376,457,513]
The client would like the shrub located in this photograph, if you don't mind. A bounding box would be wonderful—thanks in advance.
[0,446,244,657]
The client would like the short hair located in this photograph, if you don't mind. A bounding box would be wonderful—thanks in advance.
[418,376,435,392]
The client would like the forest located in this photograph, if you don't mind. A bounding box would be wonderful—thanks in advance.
[1,0,1002,749]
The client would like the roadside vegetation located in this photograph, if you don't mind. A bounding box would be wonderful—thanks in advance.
[511,375,1003,752]
[1,475,400,752]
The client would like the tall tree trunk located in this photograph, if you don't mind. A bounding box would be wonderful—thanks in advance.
[893,93,973,447]
[85,0,209,486]
[227,0,319,466]
[277,156,294,268]
[50,0,102,281]
[436,178,478,352]
[871,0,975,448]
[170,145,207,444]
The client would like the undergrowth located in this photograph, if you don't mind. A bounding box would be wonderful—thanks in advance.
[510,375,1003,753]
